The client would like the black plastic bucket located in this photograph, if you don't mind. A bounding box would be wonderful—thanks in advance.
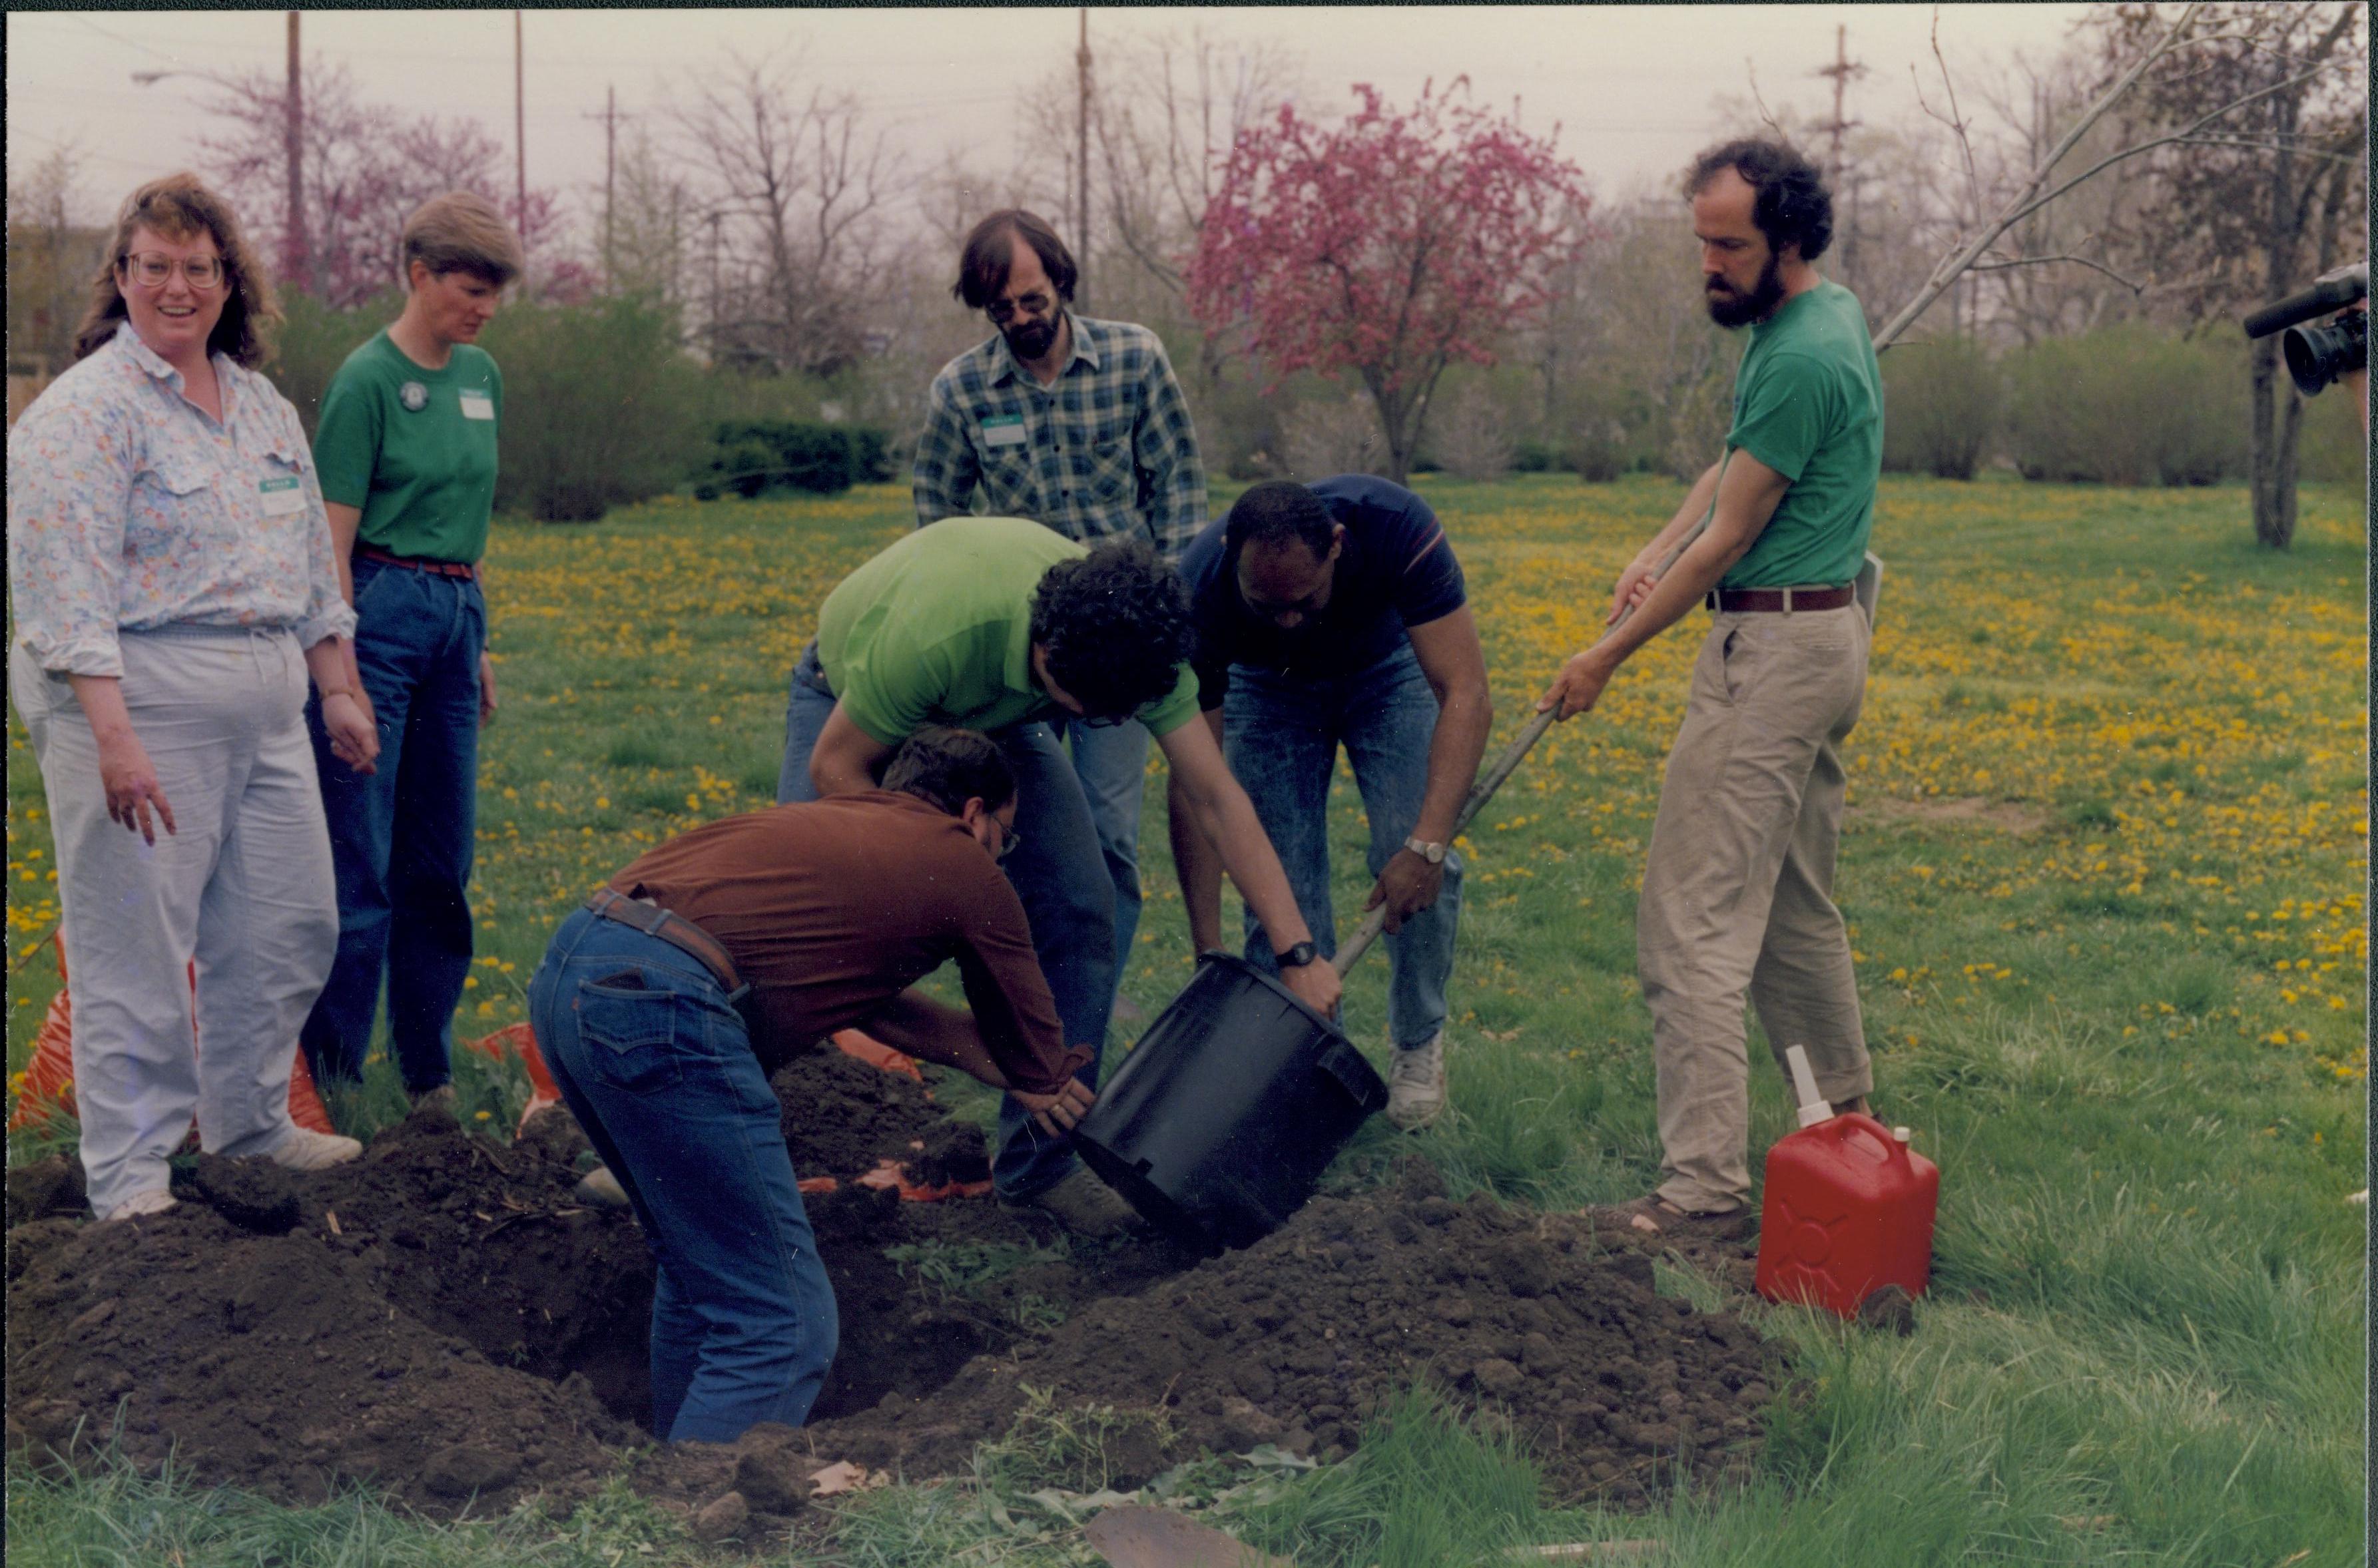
[1075,951,1387,1250]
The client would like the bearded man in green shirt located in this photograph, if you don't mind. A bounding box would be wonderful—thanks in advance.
[1540,138,1883,1240]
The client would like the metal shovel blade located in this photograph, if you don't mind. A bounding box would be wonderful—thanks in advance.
[1084,1504,1291,1568]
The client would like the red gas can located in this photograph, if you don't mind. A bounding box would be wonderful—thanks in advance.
[1755,1049,1938,1319]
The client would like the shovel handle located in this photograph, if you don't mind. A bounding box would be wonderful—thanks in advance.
[1330,481,1725,979]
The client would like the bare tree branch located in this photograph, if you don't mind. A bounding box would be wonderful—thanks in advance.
[1875,2,2207,351]
[1965,252,2146,293]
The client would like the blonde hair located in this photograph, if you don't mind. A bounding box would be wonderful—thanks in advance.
[74,170,280,369]
[401,192,523,287]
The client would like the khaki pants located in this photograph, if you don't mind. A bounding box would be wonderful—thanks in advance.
[11,629,336,1216]
[1636,605,1873,1213]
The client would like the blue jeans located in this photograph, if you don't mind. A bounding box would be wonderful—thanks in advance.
[1224,644,1461,1049]
[528,908,838,1443]
[776,645,1113,1200]
[1060,717,1149,992]
[302,557,483,1091]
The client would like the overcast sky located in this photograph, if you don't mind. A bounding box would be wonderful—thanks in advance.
[11,5,2096,235]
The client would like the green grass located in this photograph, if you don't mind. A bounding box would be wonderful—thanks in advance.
[6,473,2366,1565]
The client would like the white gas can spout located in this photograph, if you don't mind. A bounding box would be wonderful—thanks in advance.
[1785,1045,1833,1129]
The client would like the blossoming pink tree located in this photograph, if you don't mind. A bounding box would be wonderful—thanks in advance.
[1187,79,1586,483]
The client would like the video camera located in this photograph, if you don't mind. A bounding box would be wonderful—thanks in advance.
[2243,262,2367,397]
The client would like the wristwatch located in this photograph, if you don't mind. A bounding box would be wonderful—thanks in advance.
[1274,939,1319,969]
[1403,836,1448,864]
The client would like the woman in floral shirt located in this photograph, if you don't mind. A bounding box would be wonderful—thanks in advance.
[6,172,379,1221]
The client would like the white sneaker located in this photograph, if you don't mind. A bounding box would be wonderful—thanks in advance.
[1385,1034,1448,1131]
[268,1127,364,1172]
[97,1189,178,1222]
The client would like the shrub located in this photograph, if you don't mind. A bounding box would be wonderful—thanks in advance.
[266,287,404,441]
[2004,326,2248,487]
[1882,335,2001,479]
[1510,439,1559,473]
[475,292,707,522]
[1282,392,1387,481]
[693,420,894,499]
[1421,382,1516,481]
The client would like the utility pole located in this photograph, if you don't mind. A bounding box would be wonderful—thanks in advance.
[1812,25,1867,286]
[1813,24,1865,172]
[284,10,306,290]
[585,85,622,288]
[707,209,725,362]
[513,9,527,285]
[1075,7,1091,311]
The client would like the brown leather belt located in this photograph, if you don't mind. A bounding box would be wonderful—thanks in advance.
[584,888,743,994]
[1707,583,1855,613]
[358,545,478,581]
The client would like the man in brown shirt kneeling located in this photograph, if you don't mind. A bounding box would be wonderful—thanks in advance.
[525,726,1094,1446]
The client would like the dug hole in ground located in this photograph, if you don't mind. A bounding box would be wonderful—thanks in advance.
[5,1037,1783,1537]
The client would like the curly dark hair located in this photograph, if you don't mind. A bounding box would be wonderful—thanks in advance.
[1028,541,1192,721]
[953,209,1079,310]
[1224,481,1338,559]
[882,727,1016,816]
[1683,137,1834,264]
[75,170,280,369]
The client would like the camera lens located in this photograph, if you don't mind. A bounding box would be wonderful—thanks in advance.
[2282,311,2367,396]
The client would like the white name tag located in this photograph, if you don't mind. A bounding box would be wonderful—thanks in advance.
[459,391,495,421]
[981,415,1027,449]
[258,475,306,516]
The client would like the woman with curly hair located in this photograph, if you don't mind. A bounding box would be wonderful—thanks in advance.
[7,171,378,1220]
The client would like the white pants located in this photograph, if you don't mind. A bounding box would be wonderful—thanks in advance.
[11,629,338,1214]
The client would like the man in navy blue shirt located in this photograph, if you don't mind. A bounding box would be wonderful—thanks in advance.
[1170,477,1492,1129]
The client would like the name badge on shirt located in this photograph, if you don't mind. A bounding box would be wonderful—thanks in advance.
[258,475,306,516]
[981,413,1027,449]
[459,390,496,421]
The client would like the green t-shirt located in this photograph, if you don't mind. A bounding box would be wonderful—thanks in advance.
[816,515,1201,746]
[1722,280,1881,589]
[312,330,502,564]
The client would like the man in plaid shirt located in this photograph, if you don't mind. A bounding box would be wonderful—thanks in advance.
[913,210,1209,1012]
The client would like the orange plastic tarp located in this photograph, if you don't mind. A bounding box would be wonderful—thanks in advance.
[8,934,335,1136]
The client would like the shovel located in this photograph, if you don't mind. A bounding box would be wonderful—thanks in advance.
[1085,1504,1291,1568]
[1328,480,1717,979]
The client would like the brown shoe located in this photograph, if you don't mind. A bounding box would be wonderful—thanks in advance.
[1003,1165,1143,1239]
[1589,1194,1754,1242]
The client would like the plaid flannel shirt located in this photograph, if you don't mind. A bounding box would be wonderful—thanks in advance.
[911,314,1207,564]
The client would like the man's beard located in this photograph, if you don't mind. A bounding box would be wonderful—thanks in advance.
[1705,251,1785,328]
[1004,312,1060,361]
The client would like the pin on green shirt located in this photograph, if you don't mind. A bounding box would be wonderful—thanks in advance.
[815,515,1201,747]
[312,330,503,565]
[1722,279,1882,591]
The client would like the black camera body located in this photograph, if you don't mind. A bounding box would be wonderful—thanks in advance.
[2244,262,2367,396]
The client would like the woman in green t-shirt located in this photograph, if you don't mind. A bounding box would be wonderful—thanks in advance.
[298,192,519,1107]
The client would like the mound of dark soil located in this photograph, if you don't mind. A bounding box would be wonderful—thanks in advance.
[801,1165,1776,1505]
[6,1042,1781,1525]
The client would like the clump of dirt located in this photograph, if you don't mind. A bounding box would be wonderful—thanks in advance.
[800,1164,1777,1505]
[776,1047,946,1178]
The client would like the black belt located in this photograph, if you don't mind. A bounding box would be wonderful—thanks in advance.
[1706,584,1855,613]
[583,889,744,995]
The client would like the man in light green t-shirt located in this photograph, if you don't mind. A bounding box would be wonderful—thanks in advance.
[1540,138,1881,1240]
[300,192,519,1110]
[776,517,1340,1236]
